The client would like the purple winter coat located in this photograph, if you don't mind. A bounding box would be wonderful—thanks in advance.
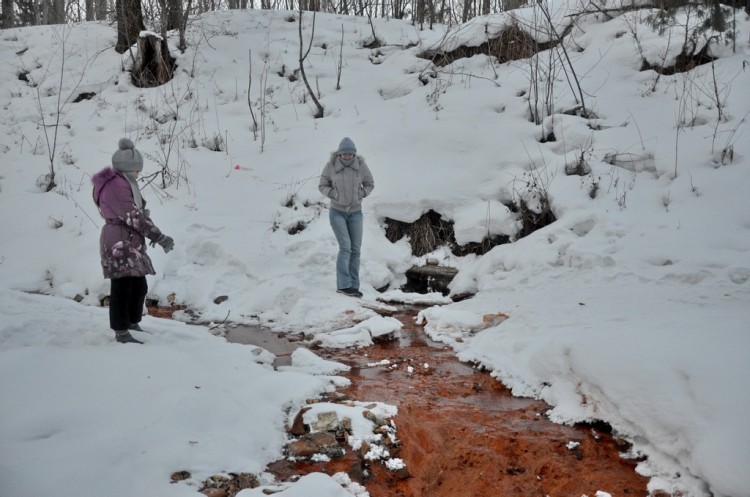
[92,167,163,279]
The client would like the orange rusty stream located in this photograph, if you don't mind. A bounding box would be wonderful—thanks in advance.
[226,306,648,497]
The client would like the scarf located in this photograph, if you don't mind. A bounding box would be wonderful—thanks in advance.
[338,156,355,168]
[123,171,143,211]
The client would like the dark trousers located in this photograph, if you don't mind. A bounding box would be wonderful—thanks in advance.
[109,276,148,331]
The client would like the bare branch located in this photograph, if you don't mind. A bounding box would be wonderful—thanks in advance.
[247,49,258,139]
[298,9,325,118]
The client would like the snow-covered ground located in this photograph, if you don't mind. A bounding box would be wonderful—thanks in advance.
[1,2,749,496]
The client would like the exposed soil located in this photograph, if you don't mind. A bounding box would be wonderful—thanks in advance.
[226,306,649,497]
[147,302,187,319]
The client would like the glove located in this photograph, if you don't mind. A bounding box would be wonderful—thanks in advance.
[150,234,174,253]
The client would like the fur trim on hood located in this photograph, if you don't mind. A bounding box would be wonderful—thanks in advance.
[92,167,121,206]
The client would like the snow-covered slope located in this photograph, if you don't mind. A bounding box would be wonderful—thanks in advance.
[1,4,749,496]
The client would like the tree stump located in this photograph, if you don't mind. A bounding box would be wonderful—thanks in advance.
[131,33,175,88]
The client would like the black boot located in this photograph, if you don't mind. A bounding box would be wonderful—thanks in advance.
[337,288,363,298]
[115,330,143,344]
[128,323,144,332]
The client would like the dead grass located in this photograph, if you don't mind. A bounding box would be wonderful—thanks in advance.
[508,197,556,239]
[640,43,715,75]
[385,210,511,257]
[386,210,453,257]
[420,25,554,68]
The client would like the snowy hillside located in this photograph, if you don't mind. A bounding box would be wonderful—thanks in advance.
[1,3,749,497]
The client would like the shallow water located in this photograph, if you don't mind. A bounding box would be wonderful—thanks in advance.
[226,306,648,497]
[225,326,297,367]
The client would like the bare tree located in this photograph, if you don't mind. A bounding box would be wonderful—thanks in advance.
[2,0,14,27]
[95,0,108,20]
[461,0,473,22]
[165,0,182,30]
[52,0,64,23]
[32,25,88,191]
[535,0,588,117]
[247,49,259,139]
[85,0,95,20]
[336,24,344,90]
[177,0,192,51]
[153,0,188,51]
[298,9,325,118]
[504,0,526,10]
[115,0,145,53]
[35,0,65,24]
[392,0,405,18]
[416,0,425,27]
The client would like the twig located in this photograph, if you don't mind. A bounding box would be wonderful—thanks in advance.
[627,110,646,151]
[336,24,344,90]
[248,49,258,139]
[208,310,231,330]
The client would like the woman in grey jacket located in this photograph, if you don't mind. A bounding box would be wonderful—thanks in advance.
[318,137,375,297]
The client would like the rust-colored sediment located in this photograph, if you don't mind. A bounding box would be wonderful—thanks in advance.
[239,307,649,497]
[147,304,186,319]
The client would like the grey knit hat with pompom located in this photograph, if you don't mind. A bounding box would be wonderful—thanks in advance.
[112,138,143,172]
[337,137,357,155]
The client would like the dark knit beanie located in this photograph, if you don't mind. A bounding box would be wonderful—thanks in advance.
[337,137,357,155]
[112,138,143,172]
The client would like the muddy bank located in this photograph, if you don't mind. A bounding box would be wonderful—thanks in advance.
[226,306,648,497]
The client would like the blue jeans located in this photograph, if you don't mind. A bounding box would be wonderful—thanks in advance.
[329,207,363,290]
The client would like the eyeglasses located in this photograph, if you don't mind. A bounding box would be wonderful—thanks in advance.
[340,153,354,159]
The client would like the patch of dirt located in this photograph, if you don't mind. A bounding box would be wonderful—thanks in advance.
[146,303,186,319]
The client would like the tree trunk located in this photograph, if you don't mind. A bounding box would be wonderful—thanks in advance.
[36,0,50,26]
[2,0,14,27]
[95,0,108,20]
[41,0,49,23]
[50,0,64,23]
[504,0,525,10]
[166,0,181,30]
[115,0,144,53]
[461,0,472,22]
[298,9,324,118]
[177,0,191,51]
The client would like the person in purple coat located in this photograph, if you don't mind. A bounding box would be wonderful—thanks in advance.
[92,138,174,344]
